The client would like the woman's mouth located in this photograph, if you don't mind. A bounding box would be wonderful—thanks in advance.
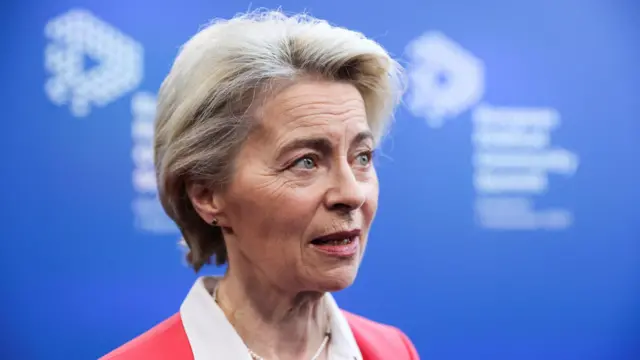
[310,230,361,258]
[311,237,355,245]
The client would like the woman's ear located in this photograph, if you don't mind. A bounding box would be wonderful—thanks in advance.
[186,182,226,225]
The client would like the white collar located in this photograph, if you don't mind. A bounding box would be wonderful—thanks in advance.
[180,276,362,360]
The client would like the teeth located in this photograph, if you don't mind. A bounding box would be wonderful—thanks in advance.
[313,237,354,245]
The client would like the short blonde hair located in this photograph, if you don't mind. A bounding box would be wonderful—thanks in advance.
[154,9,405,271]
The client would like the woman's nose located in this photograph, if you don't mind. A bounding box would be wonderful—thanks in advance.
[323,162,366,213]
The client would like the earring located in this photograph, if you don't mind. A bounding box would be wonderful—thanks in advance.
[211,218,219,226]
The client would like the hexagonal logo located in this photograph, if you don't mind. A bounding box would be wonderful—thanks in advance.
[406,31,485,128]
[44,9,144,117]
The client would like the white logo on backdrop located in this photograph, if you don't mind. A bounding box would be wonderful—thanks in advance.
[407,32,579,230]
[45,9,176,234]
[44,9,144,117]
[406,32,485,128]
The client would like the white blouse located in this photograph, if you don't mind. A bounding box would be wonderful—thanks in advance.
[179,276,363,360]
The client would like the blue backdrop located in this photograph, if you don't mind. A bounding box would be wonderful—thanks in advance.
[2,0,639,359]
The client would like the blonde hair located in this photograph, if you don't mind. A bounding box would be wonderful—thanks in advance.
[154,9,405,271]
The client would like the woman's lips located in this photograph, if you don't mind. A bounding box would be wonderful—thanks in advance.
[310,231,360,258]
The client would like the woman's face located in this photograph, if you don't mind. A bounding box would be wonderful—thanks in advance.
[220,79,379,293]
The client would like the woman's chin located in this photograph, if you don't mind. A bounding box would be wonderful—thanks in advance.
[312,266,360,292]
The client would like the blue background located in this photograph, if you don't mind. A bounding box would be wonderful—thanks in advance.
[2,0,639,359]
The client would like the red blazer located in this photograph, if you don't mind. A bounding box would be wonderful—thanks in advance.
[101,311,419,360]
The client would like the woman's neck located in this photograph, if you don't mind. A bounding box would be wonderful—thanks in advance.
[211,271,330,360]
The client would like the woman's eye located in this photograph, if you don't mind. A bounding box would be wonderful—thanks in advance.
[355,152,372,166]
[292,156,316,170]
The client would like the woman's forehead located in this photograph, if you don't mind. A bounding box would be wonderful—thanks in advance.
[255,81,369,137]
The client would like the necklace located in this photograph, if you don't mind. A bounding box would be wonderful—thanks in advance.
[247,333,330,360]
[212,284,332,360]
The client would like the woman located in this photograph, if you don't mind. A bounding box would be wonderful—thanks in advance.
[103,9,418,360]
